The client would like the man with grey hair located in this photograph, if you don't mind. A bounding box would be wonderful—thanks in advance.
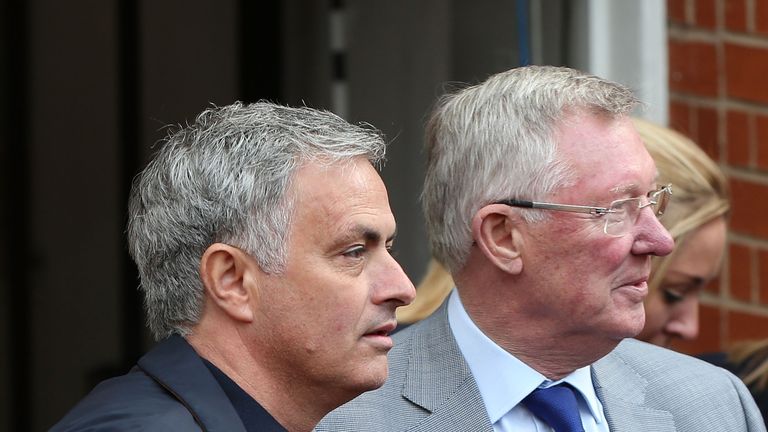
[318,66,765,431]
[52,101,415,431]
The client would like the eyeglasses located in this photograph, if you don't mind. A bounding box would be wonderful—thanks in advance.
[496,184,672,237]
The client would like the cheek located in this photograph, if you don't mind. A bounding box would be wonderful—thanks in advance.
[326,291,370,333]
[595,241,639,290]
[600,236,635,263]
[537,237,624,295]
[572,240,633,287]
[564,222,631,258]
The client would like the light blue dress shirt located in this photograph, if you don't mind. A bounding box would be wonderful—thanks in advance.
[447,289,610,432]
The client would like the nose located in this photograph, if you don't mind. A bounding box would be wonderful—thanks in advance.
[631,206,675,256]
[664,297,699,340]
[373,252,416,306]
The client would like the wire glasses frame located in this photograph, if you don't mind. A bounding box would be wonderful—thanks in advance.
[496,184,673,237]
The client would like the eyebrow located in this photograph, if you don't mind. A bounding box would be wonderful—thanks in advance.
[345,224,397,244]
[664,271,708,288]
[609,172,661,195]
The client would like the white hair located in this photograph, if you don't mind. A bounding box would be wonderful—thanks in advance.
[423,66,639,272]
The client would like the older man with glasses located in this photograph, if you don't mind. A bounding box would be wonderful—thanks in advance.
[317,66,765,432]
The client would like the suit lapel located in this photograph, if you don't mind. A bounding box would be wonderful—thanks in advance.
[138,336,247,432]
[401,303,494,432]
[592,343,676,431]
[396,305,680,431]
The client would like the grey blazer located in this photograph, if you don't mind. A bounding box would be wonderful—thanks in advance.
[317,302,766,432]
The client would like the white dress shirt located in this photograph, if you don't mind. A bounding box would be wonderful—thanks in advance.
[447,289,610,432]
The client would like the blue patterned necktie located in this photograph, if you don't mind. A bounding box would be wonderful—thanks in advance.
[521,384,585,432]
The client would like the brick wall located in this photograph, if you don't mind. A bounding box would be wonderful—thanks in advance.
[667,0,768,355]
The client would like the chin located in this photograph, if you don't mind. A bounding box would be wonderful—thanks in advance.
[349,357,389,392]
[367,360,389,389]
[365,373,388,392]
[613,315,646,340]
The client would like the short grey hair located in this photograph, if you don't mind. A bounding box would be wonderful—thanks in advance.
[423,65,639,273]
[127,101,386,339]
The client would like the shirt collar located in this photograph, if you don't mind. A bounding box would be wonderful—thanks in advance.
[447,289,605,425]
[202,358,287,432]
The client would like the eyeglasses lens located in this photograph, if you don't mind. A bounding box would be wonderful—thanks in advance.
[603,187,670,237]
[604,200,634,236]
[653,189,669,216]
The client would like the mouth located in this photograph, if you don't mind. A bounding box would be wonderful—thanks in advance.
[366,329,391,337]
[614,276,649,302]
[362,321,397,349]
[364,321,397,337]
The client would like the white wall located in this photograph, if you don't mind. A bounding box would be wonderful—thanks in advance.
[570,0,669,124]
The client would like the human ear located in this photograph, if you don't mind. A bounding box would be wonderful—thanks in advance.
[471,205,524,275]
[199,243,255,323]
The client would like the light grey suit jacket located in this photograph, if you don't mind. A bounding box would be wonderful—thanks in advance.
[317,302,766,432]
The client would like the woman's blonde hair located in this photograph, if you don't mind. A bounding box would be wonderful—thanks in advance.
[633,118,730,294]
[729,339,768,391]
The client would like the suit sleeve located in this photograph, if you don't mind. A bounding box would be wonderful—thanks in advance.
[723,368,767,432]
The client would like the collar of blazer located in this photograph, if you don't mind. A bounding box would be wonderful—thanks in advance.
[400,303,495,431]
[592,341,676,430]
[399,304,676,431]
[138,335,249,432]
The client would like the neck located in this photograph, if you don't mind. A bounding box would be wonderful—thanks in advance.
[456,270,618,380]
[186,332,335,432]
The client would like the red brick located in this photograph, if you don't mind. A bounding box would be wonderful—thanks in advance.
[669,100,692,136]
[725,43,768,104]
[725,0,748,32]
[729,243,753,301]
[695,0,717,29]
[757,0,768,34]
[669,40,719,97]
[726,110,750,167]
[728,310,768,342]
[758,249,768,304]
[755,115,768,169]
[672,304,721,355]
[729,178,768,238]
[695,107,720,161]
[668,0,688,24]
[704,275,722,295]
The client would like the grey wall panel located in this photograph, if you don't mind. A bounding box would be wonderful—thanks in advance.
[452,0,520,83]
[139,0,239,165]
[344,0,455,281]
[27,0,122,429]
[281,0,331,109]
[1,0,13,428]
